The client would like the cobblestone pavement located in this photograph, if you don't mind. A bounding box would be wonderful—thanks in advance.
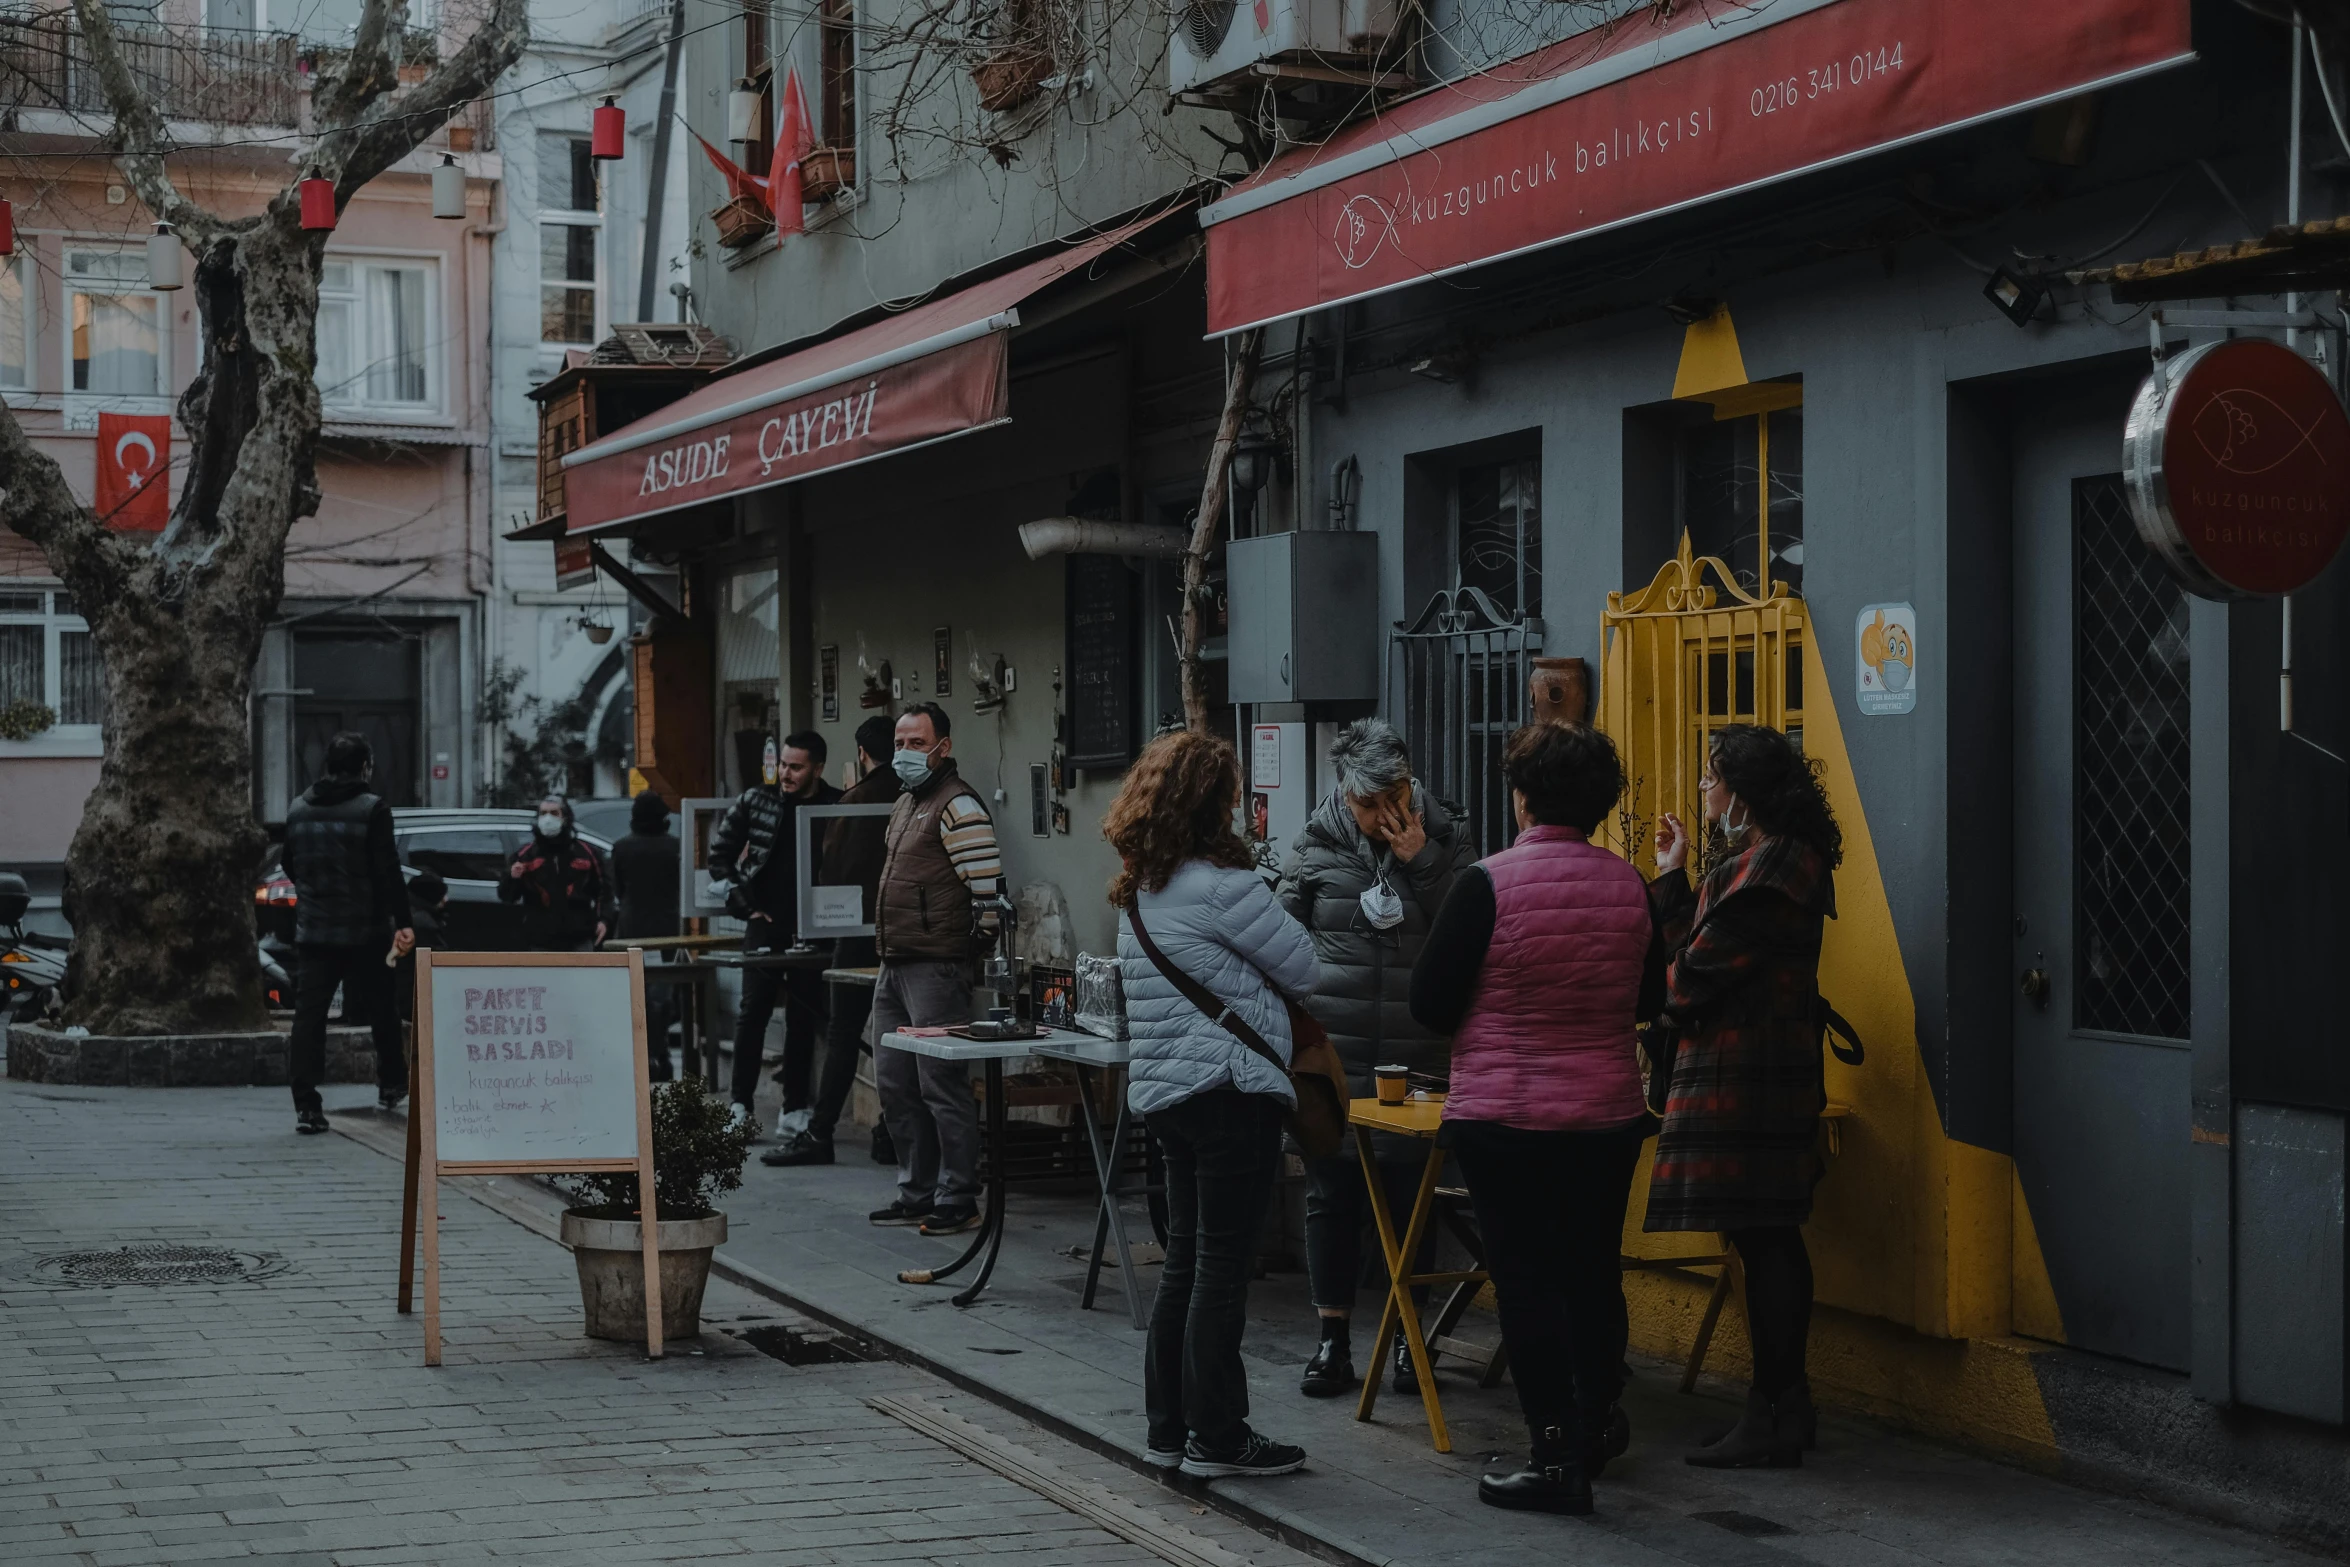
[0,1080,1312,1567]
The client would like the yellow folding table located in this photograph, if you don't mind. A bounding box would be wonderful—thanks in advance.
[1349,1094,1487,1453]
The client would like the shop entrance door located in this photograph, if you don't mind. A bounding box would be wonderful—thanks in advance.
[2010,420,2191,1370]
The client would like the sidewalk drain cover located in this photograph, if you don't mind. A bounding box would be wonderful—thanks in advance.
[31,1245,290,1289]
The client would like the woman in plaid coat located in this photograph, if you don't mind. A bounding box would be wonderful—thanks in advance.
[1645,724,1840,1470]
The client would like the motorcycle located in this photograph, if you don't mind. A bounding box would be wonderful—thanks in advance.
[0,872,67,1019]
[1,873,295,1018]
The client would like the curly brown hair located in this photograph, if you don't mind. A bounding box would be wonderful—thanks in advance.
[1103,730,1254,908]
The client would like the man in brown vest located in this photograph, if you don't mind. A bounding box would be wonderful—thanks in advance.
[868,701,1001,1236]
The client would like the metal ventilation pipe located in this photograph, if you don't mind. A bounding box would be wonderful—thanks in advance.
[1017,517,1191,559]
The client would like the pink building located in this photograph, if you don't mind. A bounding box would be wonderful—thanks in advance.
[0,11,497,917]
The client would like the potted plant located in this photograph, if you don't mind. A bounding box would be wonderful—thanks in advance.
[800,144,856,203]
[558,1077,753,1341]
[711,194,774,248]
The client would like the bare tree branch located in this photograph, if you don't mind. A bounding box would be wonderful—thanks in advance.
[0,401,134,608]
[64,0,227,240]
[1181,327,1261,731]
[313,0,414,127]
[327,0,529,197]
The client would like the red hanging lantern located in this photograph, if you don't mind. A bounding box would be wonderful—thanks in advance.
[299,176,337,231]
[591,97,625,162]
[0,197,14,258]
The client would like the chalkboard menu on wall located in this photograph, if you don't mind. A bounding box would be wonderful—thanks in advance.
[1066,555,1137,770]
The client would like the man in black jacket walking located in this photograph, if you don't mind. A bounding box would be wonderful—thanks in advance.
[709,731,841,1137]
[282,732,414,1133]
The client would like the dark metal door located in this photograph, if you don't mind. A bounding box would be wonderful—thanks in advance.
[2012,430,2191,1369]
[293,632,421,806]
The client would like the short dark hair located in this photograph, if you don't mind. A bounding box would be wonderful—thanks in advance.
[901,701,952,740]
[854,715,893,767]
[782,729,828,767]
[1504,723,1624,834]
[629,790,671,832]
[324,731,372,779]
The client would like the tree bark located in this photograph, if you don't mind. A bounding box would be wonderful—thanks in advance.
[1179,327,1262,732]
[0,0,528,1034]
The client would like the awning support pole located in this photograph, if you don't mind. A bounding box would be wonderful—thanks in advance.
[588,541,683,621]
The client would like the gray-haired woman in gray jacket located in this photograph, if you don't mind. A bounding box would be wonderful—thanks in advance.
[1108,729,1318,1481]
[1277,718,1471,1397]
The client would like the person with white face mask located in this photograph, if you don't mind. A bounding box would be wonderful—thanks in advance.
[1274,718,1471,1401]
[867,701,1001,1237]
[498,793,613,952]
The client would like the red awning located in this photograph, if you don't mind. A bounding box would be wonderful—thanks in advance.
[560,222,1150,533]
[1200,0,2193,337]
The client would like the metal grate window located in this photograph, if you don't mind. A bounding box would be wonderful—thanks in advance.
[2072,474,2190,1040]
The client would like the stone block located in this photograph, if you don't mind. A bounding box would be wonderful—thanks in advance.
[4,1021,375,1086]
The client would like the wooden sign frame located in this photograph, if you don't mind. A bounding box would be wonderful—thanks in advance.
[399,949,662,1366]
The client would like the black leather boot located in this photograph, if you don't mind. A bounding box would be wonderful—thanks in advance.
[1581,1403,1631,1480]
[1392,1334,1419,1394]
[1775,1381,1818,1450]
[1301,1326,1356,1398]
[1478,1425,1593,1516]
[1684,1389,1800,1468]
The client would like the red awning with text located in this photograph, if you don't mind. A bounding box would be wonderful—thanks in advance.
[1200,0,2193,336]
[561,223,1147,533]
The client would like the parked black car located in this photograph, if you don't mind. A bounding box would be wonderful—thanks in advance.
[255,807,619,954]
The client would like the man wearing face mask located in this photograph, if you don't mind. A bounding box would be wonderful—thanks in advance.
[708,730,842,1139]
[868,702,1001,1236]
[1276,718,1472,1397]
[499,795,613,952]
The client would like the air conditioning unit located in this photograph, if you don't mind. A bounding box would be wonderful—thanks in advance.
[1170,0,1406,96]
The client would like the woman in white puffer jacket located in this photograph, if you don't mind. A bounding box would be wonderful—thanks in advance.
[1105,729,1317,1482]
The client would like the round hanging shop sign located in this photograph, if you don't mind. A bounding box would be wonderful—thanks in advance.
[2124,337,2350,600]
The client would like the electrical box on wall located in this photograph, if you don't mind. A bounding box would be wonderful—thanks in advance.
[1227,531,1380,704]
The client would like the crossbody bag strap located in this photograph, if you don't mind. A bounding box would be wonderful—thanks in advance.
[1125,904,1286,1072]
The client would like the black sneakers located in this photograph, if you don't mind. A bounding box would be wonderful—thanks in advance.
[295,1107,329,1135]
[868,1199,933,1226]
[918,1207,981,1237]
[1178,1430,1307,1478]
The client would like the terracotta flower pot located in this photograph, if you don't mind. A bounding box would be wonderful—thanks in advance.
[800,145,855,203]
[447,125,476,152]
[559,1209,727,1341]
[972,47,1052,114]
[711,195,773,249]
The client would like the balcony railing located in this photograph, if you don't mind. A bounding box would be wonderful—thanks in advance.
[0,17,302,127]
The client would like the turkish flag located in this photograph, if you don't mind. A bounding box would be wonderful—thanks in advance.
[772,67,810,234]
[96,412,171,531]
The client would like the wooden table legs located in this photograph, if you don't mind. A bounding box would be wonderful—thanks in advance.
[1352,1135,1486,1453]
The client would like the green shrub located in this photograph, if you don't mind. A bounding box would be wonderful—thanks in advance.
[561,1077,752,1220]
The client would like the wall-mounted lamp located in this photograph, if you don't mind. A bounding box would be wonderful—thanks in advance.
[1985,267,2048,328]
[727,80,761,143]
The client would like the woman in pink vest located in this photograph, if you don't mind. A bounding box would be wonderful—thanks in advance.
[1410,723,1663,1517]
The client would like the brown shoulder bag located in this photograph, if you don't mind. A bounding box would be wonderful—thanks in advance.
[1125,904,1350,1158]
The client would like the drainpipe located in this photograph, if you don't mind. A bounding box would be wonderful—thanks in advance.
[1017,518,1190,559]
[638,0,687,323]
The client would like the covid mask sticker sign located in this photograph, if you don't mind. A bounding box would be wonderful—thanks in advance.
[1855,603,1917,717]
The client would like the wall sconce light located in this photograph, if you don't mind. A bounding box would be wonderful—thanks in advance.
[1985,267,2048,327]
[727,80,761,143]
[1228,430,1280,498]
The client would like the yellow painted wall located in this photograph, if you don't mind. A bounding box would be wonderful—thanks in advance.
[1607,628,2068,1442]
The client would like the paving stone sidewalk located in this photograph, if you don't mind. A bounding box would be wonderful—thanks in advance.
[0,1080,1313,1567]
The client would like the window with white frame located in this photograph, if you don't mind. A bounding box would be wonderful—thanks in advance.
[318,258,437,415]
[539,130,599,346]
[0,587,102,731]
[0,254,30,391]
[65,249,167,398]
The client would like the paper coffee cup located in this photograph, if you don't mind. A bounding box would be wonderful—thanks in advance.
[1374,1064,1408,1104]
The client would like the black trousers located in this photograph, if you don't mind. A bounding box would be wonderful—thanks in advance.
[1143,1087,1285,1456]
[806,937,876,1145]
[290,943,404,1112]
[730,921,826,1110]
[1449,1118,1647,1449]
[1726,1225,1813,1397]
[1303,1137,1433,1317]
